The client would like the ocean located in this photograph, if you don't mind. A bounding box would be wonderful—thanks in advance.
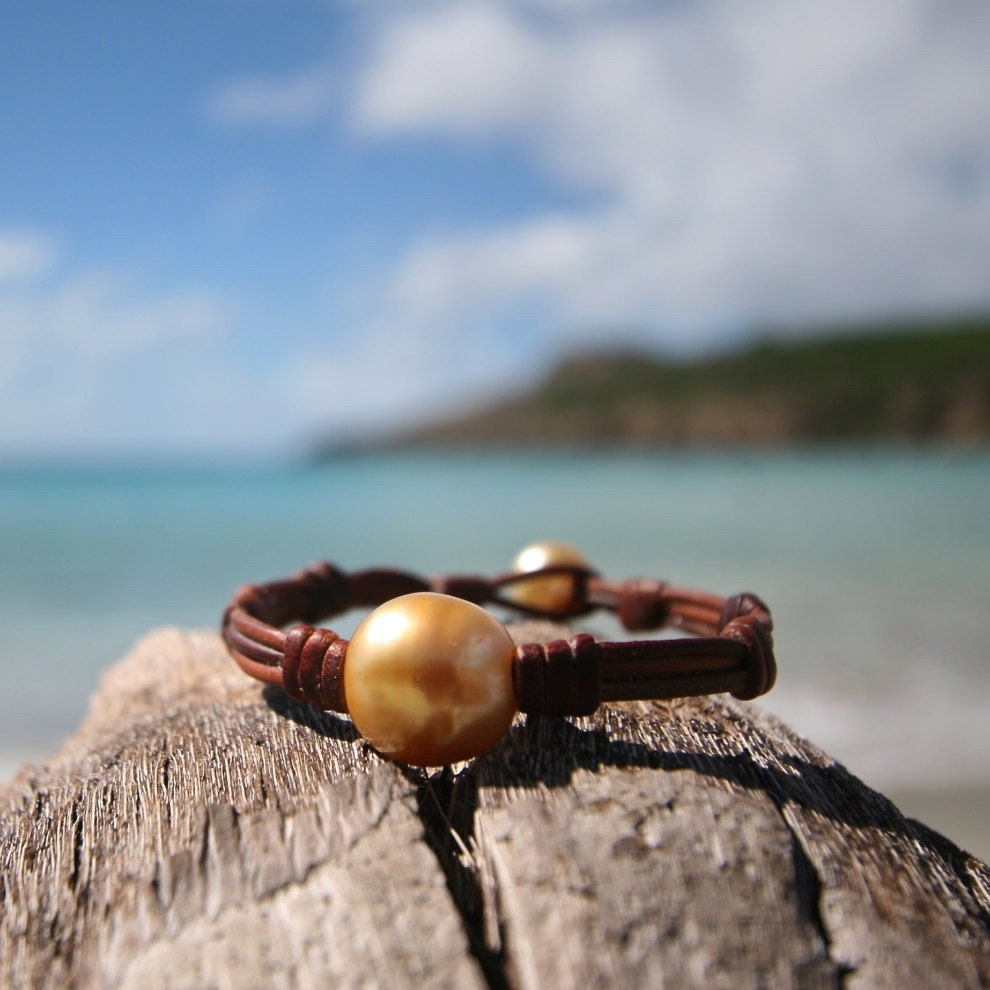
[1,449,988,801]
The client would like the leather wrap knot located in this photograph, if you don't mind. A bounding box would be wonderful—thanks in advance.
[514,633,601,716]
[282,624,348,712]
[294,562,350,624]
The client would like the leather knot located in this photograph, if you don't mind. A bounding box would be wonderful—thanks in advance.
[618,579,670,631]
[719,592,773,633]
[514,634,601,716]
[282,624,348,712]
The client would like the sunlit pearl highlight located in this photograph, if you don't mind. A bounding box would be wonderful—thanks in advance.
[502,541,589,612]
[344,592,517,766]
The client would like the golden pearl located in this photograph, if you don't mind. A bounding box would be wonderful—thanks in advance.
[502,541,589,612]
[344,592,517,766]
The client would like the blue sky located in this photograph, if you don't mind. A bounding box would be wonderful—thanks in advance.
[2,0,989,456]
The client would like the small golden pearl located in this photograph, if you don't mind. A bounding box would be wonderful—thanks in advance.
[344,592,517,766]
[502,541,589,612]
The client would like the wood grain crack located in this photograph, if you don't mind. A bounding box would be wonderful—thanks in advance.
[779,803,854,988]
[414,766,511,990]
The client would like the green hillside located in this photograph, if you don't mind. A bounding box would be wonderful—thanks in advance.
[320,314,990,452]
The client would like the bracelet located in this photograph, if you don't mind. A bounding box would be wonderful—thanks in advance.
[220,542,775,767]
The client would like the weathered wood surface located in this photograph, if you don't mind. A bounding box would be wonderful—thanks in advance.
[1,626,989,989]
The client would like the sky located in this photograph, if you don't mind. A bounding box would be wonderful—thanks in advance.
[2,0,989,457]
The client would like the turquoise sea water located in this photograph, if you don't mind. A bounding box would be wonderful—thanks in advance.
[1,450,988,791]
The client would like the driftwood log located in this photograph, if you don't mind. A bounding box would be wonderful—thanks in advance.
[1,626,989,989]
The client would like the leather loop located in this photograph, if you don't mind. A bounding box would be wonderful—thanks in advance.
[431,575,492,604]
[722,614,776,700]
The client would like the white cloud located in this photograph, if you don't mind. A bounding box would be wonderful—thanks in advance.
[0,271,230,360]
[357,5,547,138]
[0,229,60,283]
[390,214,597,317]
[0,239,235,450]
[186,0,990,439]
[351,0,990,344]
[204,64,336,127]
[287,311,524,437]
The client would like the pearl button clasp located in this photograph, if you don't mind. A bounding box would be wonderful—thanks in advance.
[502,540,589,612]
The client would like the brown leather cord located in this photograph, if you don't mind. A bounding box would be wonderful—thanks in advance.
[221,561,776,718]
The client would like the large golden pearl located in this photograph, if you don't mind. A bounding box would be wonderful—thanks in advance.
[502,541,589,612]
[344,592,517,766]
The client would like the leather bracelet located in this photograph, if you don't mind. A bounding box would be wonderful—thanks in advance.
[220,542,775,766]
